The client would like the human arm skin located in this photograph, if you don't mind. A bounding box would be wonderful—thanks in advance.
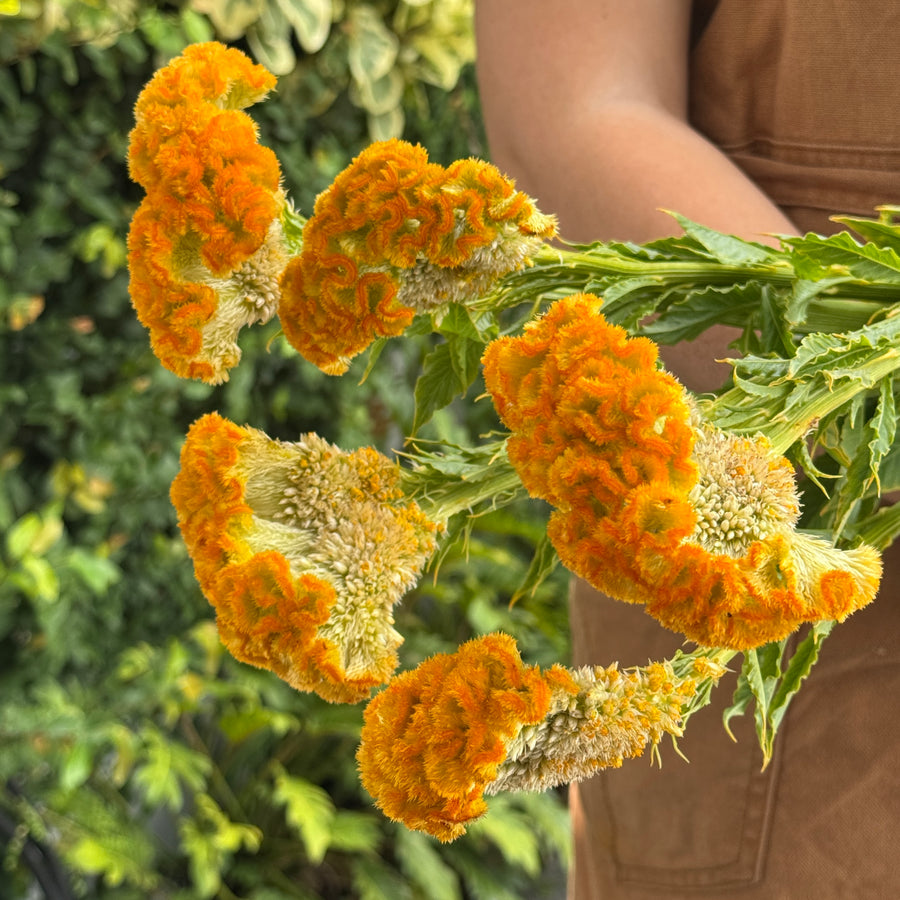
[475,0,797,390]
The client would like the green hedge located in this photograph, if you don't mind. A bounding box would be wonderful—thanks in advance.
[0,3,572,897]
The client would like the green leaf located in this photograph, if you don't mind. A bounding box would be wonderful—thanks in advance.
[275,0,332,53]
[411,342,460,435]
[346,5,398,85]
[60,739,95,792]
[765,621,834,748]
[787,231,900,283]
[66,547,121,595]
[395,828,462,900]
[272,769,335,864]
[133,728,211,810]
[246,2,296,75]
[852,499,900,549]
[368,106,405,142]
[191,0,264,41]
[467,796,541,876]
[17,554,60,601]
[6,512,42,560]
[351,67,404,116]
[352,855,414,900]
[66,834,158,890]
[329,811,381,854]
[727,624,834,765]
[510,530,559,605]
[668,212,773,265]
[833,209,900,253]
[642,281,765,344]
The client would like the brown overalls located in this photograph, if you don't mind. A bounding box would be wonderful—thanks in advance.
[569,3,900,897]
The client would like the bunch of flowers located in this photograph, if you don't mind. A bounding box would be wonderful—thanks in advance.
[128,43,900,841]
[482,293,881,649]
[127,42,287,383]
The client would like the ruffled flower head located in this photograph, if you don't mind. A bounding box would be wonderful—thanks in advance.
[278,139,557,374]
[170,412,439,703]
[357,633,717,841]
[482,294,882,649]
[127,42,287,383]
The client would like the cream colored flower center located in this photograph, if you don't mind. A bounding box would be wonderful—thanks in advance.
[688,424,800,556]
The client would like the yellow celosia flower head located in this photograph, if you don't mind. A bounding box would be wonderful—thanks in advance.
[170,412,439,703]
[127,42,287,384]
[278,139,557,374]
[357,633,717,841]
[483,294,882,649]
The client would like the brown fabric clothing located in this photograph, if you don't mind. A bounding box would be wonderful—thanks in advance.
[569,2,900,897]
[689,0,900,235]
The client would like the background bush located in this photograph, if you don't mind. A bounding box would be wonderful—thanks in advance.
[0,2,572,897]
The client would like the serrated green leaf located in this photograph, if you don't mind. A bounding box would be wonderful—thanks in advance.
[741,641,784,757]
[133,729,211,810]
[668,212,773,265]
[787,231,900,284]
[765,622,834,750]
[833,211,900,254]
[787,277,854,326]
[642,281,764,344]
[272,769,335,863]
[411,342,460,434]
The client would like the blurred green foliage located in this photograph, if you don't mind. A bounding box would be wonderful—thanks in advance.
[0,2,571,897]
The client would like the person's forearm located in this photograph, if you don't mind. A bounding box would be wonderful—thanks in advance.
[480,98,796,246]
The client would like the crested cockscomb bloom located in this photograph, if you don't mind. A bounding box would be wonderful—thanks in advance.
[170,413,439,703]
[357,633,718,841]
[278,139,557,374]
[127,42,287,383]
[482,294,882,650]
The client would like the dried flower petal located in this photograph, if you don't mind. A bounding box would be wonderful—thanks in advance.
[483,294,882,649]
[279,139,557,374]
[171,412,439,702]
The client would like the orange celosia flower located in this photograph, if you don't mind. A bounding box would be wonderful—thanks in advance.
[357,633,573,841]
[170,412,439,703]
[483,294,882,650]
[278,139,557,374]
[357,633,716,841]
[127,42,287,383]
